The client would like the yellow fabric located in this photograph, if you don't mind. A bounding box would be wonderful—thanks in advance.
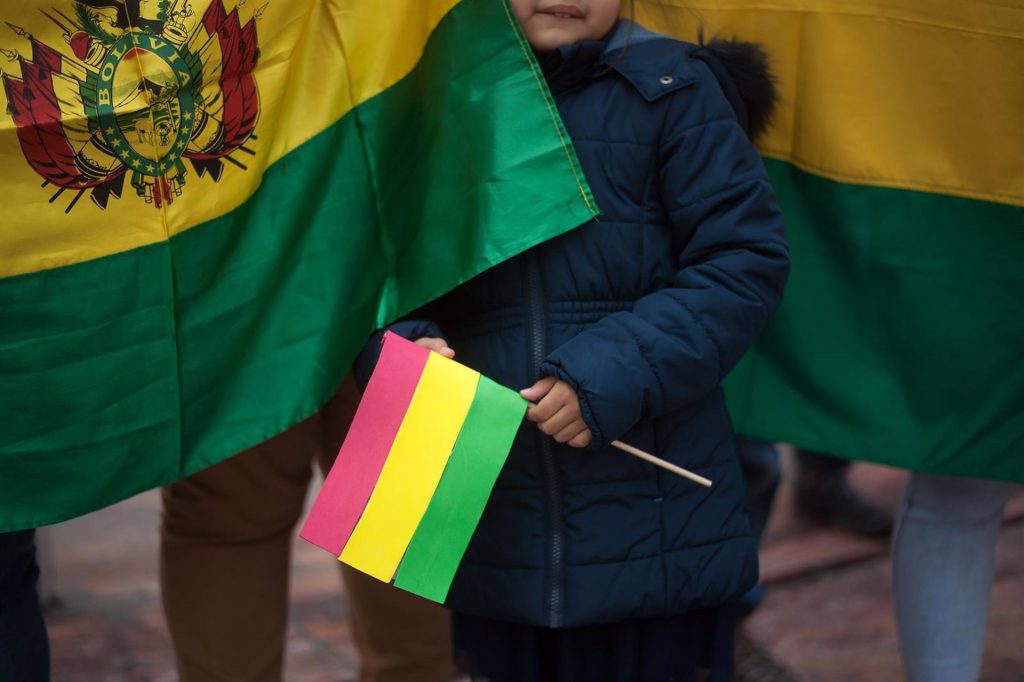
[340,352,479,582]
[636,0,1024,207]
[0,0,461,278]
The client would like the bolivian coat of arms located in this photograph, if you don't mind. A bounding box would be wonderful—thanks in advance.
[1,0,263,211]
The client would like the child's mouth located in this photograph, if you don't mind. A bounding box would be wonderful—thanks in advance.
[538,4,585,20]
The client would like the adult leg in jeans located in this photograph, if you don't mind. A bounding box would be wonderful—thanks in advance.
[161,416,322,682]
[0,530,50,682]
[320,377,456,682]
[892,472,1015,682]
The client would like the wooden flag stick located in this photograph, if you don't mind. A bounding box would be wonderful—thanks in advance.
[610,440,713,488]
[523,400,712,487]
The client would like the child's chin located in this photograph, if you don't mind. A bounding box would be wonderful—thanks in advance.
[527,27,588,52]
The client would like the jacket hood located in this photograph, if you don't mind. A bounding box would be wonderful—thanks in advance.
[693,35,779,141]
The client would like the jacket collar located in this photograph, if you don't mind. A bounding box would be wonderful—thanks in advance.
[602,21,698,101]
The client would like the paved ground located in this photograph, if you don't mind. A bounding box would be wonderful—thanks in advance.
[40,454,1023,681]
[746,462,1024,682]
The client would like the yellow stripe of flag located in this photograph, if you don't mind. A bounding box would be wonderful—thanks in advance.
[637,0,1024,207]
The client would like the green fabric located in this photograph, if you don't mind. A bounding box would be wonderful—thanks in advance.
[394,376,526,603]
[727,159,1024,483]
[0,0,595,531]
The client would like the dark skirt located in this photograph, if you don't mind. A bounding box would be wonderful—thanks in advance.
[452,608,735,682]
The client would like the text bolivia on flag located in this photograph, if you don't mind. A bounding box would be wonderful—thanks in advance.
[0,0,597,531]
[301,332,526,603]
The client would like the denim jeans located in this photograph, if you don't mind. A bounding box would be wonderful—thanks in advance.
[892,472,1016,682]
[0,530,50,682]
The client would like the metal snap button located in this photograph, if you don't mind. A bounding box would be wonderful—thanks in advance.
[659,75,674,85]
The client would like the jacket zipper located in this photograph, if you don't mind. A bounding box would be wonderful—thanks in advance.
[525,251,564,628]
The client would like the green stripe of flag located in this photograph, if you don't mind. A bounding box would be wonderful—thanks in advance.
[394,376,526,602]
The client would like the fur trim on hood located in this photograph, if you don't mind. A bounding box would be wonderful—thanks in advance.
[692,35,779,141]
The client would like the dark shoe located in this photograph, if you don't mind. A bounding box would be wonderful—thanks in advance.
[735,630,800,682]
[795,474,893,537]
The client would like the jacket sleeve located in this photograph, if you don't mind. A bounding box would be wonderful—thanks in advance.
[539,79,789,449]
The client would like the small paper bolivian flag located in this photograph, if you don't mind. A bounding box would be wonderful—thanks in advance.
[301,332,526,603]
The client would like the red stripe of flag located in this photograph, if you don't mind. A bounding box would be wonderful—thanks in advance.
[300,333,429,555]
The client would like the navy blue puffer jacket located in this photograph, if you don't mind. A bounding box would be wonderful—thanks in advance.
[360,22,789,628]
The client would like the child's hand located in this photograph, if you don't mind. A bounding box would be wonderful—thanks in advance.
[414,337,455,359]
[520,377,592,448]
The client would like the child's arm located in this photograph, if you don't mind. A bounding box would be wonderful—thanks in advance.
[540,75,790,450]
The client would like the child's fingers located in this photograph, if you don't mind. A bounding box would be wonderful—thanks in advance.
[527,383,577,423]
[568,429,593,448]
[520,376,558,405]
[525,395,559,423]
[536,405,579,436]
[552,421,589,444]
[413,337,455,358]
[413,337,443,349]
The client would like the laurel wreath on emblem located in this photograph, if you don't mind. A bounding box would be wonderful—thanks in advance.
[0,0,265,212]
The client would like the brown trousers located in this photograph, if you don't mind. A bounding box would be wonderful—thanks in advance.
[160,377,455,682]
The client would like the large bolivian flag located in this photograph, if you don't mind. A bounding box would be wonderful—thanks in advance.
[0,0,596,531]
[637,1,1024,482]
